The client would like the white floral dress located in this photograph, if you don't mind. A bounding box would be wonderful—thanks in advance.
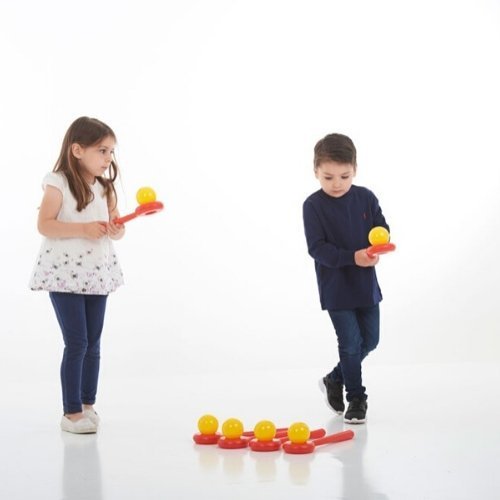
[29,172,124,295]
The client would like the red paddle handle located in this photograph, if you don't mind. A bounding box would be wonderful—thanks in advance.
[114,212,137,224]
[313,430,354,446]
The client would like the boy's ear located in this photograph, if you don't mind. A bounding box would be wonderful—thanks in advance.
[71,143,83,159]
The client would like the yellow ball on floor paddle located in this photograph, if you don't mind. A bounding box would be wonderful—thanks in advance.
[287,422,310,444]
[221,418,244,439]
[136,186,157,205]
[368,226,390,245]
[197,414,219,435]
[253,420,276,441]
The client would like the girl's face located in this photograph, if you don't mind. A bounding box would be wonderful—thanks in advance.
[315,161,356,198]
[72,136,116,183]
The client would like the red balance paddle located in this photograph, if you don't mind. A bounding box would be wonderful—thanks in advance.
[193,432,221,445]
[283,430,354,454]
[218,435,249,449]
[366,242,396,257]
[114,201,164,225]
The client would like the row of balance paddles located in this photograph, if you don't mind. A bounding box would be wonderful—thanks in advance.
[193,415,354,455]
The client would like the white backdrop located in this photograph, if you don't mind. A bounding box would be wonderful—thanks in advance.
[1,0,499,384]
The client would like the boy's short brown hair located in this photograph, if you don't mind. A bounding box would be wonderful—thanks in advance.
[314,133,357,169]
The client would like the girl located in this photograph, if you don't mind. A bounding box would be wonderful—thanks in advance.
[30,117,125,434]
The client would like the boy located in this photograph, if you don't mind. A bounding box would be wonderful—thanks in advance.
[302,133,390,424]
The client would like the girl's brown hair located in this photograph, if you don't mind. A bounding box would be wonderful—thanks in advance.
[53,116,119,211]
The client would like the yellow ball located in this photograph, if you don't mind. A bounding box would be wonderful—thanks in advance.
[221,418,244,439]
[136,186,157,205]
[368,226,390,245]
[253,420,276,441]
[197,414,219,435]
[287,422,310,444]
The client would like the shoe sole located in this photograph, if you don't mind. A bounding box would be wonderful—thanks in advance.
[344,417,366,424]
[318,378,344,415]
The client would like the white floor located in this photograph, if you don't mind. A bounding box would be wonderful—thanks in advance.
[1,363,499,500]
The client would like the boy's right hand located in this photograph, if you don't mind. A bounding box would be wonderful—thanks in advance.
[83,222,109,239]
[355,249,379,267]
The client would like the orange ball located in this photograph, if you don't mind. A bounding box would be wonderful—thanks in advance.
[368,226,390,245]
[221,418,244,439]
[287,422,310,444]
[253,420,276,441]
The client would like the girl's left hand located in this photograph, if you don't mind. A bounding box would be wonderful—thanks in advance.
[107,219,125,239]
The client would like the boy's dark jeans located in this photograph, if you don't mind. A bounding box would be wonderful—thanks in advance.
[327,304,380,402]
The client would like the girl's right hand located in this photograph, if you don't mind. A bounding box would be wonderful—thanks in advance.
[355,249,379,267]
[83,221,108,239]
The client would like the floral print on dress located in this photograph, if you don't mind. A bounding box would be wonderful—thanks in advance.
[30,243,123,294]
[29,171,124,295]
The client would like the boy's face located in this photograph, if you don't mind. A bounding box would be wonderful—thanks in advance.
[315,161,356,198]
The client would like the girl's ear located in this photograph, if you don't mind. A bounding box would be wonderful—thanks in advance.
[71,143,83,159]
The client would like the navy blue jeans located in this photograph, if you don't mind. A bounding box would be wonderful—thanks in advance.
[327,304,380,402]
[50,292,108,414]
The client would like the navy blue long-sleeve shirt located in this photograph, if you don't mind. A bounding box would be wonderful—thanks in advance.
[303,185,389,310]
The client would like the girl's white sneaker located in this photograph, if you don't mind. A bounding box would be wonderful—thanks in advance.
[60,416,97,434]
[83,408,100,426]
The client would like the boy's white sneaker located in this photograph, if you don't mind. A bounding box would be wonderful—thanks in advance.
[60,415,97,434]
